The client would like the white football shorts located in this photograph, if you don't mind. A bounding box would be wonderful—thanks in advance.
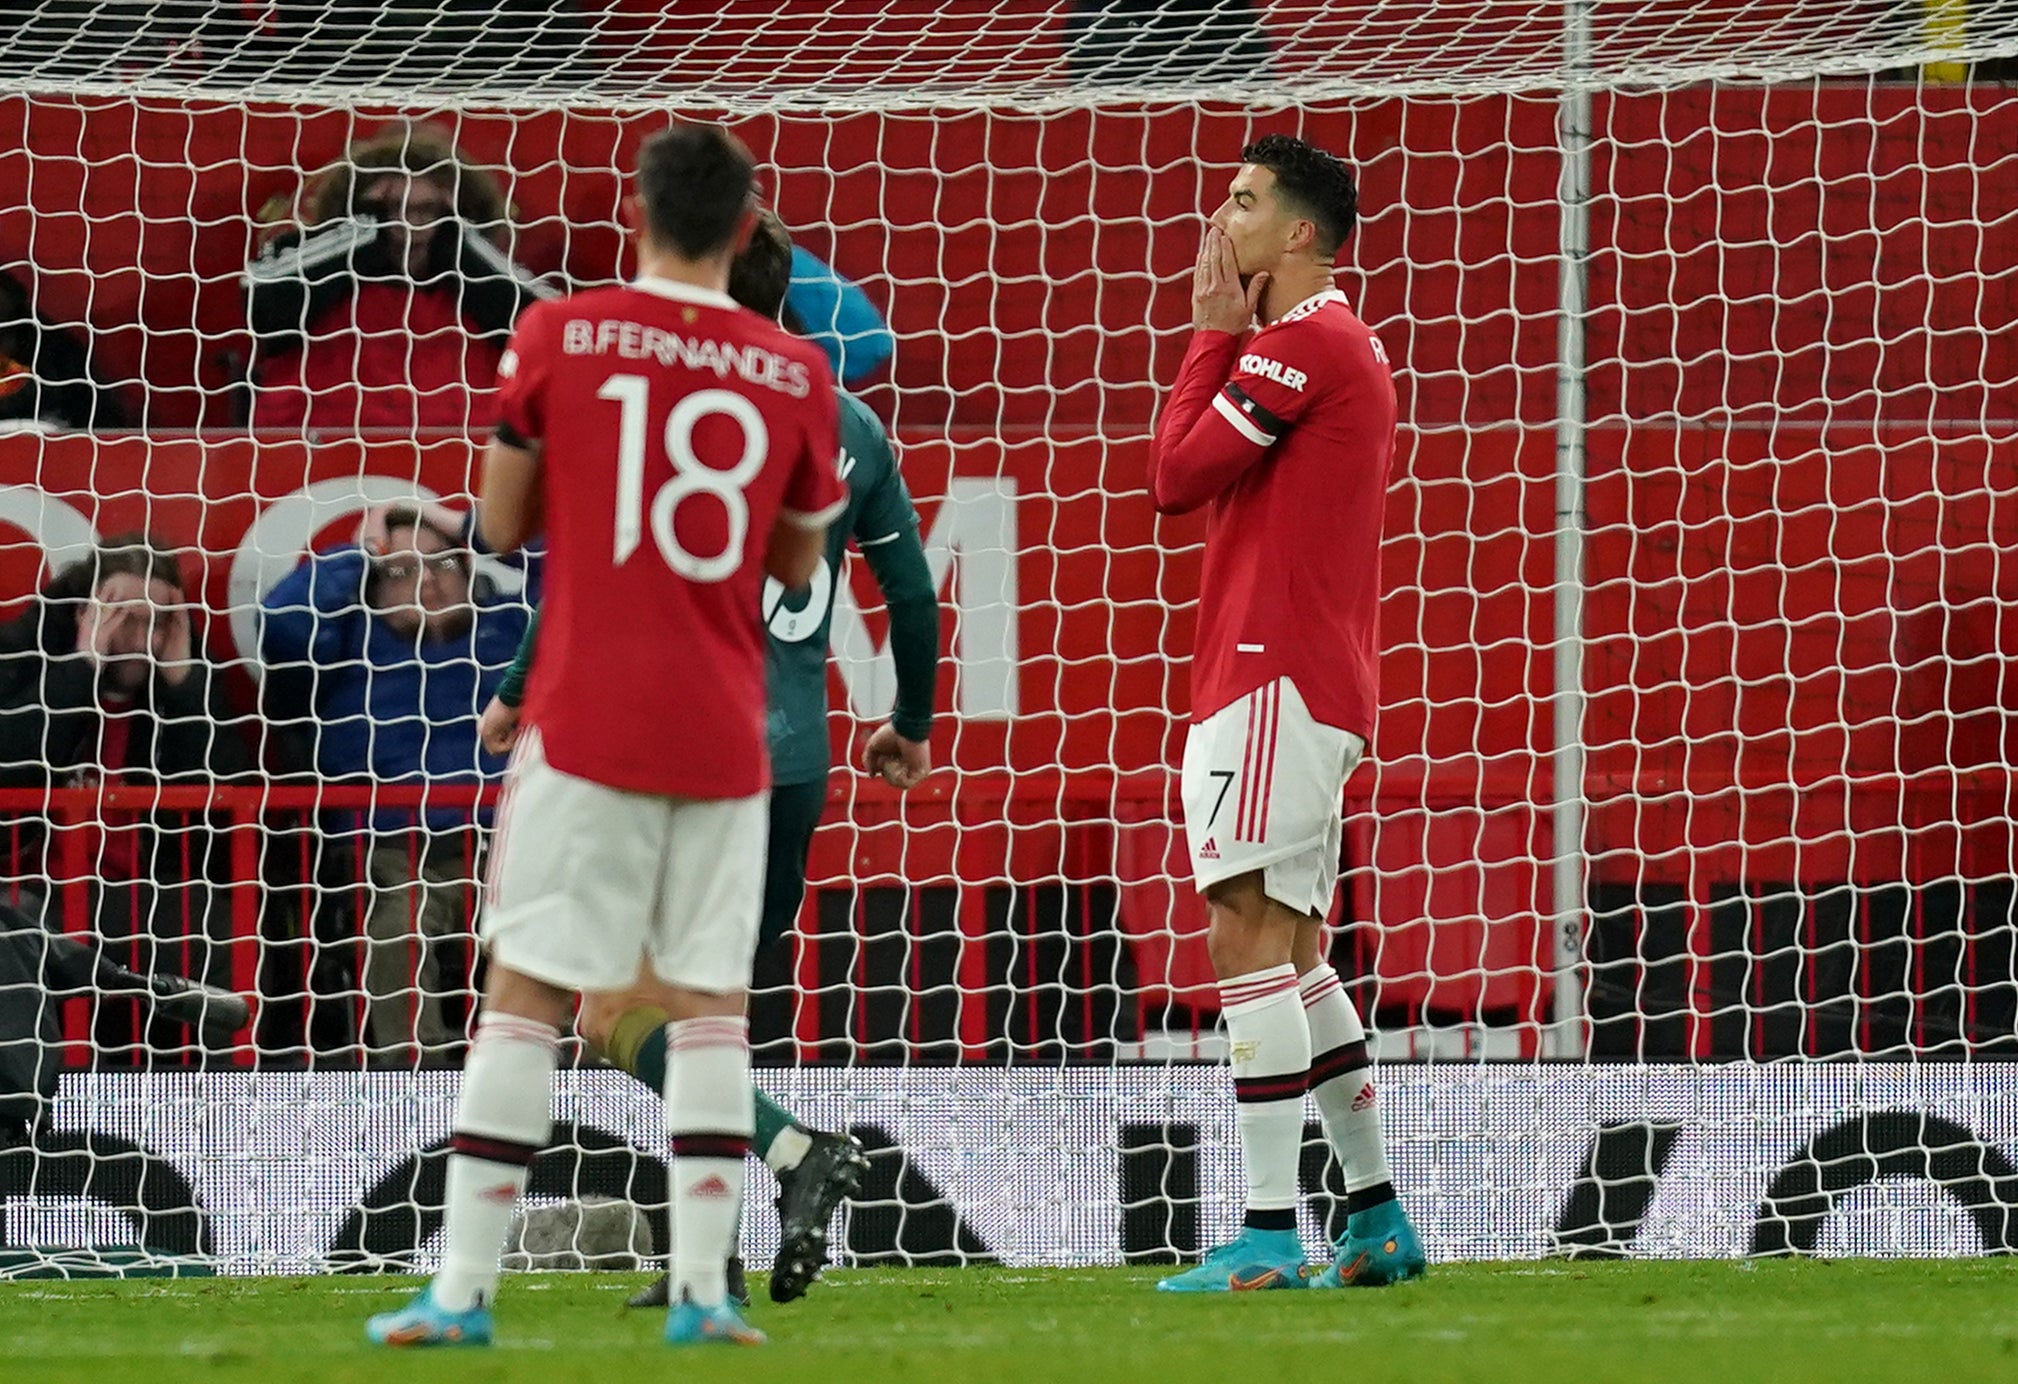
[1179,676,1367,916]
[481,726,769,994]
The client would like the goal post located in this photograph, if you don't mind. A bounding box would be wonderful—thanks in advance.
[2,2,2018,1273]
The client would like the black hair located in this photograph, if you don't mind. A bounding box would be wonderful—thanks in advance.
[379,502,461,549]
[1240,134,1359,257]
[635,123,757,260]
[41,533,184,606]
[0,532,184,661]
[727,209,794,322]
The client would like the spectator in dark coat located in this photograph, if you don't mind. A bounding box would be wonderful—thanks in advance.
[0,535,254,1082]
[0,269,130,432]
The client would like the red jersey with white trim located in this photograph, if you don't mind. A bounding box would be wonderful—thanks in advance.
[492,277,845,799]
[1147,288,1395,738]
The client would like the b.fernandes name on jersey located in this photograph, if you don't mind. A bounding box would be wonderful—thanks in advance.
[560,317,813,398]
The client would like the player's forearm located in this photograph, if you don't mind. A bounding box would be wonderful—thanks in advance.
[862,525,940,742]
[496,609,540,710]
[477,439,543,552]
[887,596,940,743]
[1148,331,1248,514]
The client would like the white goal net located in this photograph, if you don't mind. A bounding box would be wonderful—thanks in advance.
[3,1,2018,1275]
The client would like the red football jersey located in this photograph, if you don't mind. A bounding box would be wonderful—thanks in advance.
[1147,288,1396,739]
[493,277,845,798]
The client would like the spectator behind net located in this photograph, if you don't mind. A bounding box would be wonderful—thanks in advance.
[0,269,130,432]
[242,124,556,434]
[0,536,255,1134]
[259,500,538,1064]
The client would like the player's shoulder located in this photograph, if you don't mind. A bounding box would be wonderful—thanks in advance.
[836,389,889,447]
[836,390,895,490]
[501,292,562,356]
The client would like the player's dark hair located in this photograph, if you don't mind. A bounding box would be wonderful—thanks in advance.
[727,209,794,323]
[1241,134,1359,257]
[635,123,757,260]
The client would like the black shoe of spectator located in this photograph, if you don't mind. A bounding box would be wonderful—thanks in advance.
[147,972,251,1040]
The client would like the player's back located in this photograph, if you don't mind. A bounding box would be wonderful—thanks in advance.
[1193,290,1396,739]
[496,277,842,799]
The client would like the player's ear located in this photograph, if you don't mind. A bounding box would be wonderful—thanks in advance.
[729,205,760,256]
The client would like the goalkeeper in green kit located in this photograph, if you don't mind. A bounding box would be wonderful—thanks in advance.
[477,210,941,1306]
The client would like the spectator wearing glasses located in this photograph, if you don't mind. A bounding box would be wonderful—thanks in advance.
[258,501,538,1063]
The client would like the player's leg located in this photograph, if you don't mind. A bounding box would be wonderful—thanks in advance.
[647,789,773,1346]
[1154,874,1312,1292]
[1277,718,1426,1289]
[367,961,571,1346]
[752,778,868,1304]
[1292,920,1424,1286]
[368,726,666,1346]
[583,778,864,1308]
[577,984,748,1310]
[1158,682,1314,1293]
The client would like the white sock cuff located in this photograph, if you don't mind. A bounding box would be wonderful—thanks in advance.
[1219,963,1301,1016]
[1298,964,1345,1007]
[668,1015,749,1053]
[473,1011,562,1052]
[665,1019,755,1141]
[454,1013,559,1152]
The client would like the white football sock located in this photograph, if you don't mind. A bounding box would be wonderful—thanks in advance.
[666,1015,755,1307]
[1219,964,1310,1226]
[433,1012,559,1312]
[1300,964,1394,1197]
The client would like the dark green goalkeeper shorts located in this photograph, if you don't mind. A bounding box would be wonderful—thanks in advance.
[759,777,829,951]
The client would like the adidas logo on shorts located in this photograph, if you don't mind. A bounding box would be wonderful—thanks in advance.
[1199,838,1220,860]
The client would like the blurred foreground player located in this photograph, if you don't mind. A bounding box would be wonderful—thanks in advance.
[366,123,845,1349]
[481,209,941,1307]
[1145,135,1425,1292]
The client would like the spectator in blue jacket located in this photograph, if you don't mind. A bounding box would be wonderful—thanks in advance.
[785,246,896,387]
[259,499,537,1063]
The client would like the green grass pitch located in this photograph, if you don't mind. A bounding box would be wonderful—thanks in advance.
[3,1262,2014,1384]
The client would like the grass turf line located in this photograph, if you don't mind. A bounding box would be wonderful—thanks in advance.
[2,1261,2015,1384]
